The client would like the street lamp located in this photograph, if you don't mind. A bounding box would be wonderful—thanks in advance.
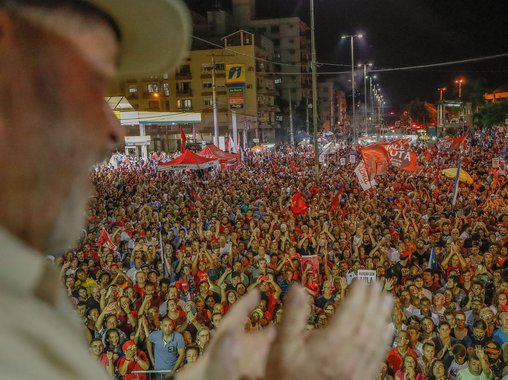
[454,78,465,98]
[310,0,319,180]
[341,33,363,143]
[358,62,372,136]
[437,87,447,137]
[369,74,377,124]
[437,87,446,101]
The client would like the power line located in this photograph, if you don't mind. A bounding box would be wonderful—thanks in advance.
[192,35,304,68]
[371,52,508,72]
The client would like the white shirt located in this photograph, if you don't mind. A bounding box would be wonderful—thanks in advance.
[0,228,110,380]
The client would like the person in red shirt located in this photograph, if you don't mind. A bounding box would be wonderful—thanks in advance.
[117,340,149,380]
[387,330,418,373]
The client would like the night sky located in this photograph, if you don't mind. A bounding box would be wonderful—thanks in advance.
[185,0,508,109]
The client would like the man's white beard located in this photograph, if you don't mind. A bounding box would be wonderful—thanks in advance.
[46,180,90,254]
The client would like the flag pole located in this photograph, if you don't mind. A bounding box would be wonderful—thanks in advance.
[158,226,169,279]
[451,148,462,210]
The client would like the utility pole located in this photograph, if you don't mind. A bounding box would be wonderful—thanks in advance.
[310,0,319,181]
[212,54,219,147]
[350,37,355,142]
[363,64,368,135]
[289,89,294,146]
[306,97,310,135]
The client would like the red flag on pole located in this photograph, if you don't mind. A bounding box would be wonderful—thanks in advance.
[290,192,308,215]
[97,229,117,250]
[180,127,186,153]
[438,136,466,151]
[360,144,390,177]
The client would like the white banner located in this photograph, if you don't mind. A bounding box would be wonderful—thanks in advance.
[354,161,377,191]
[356,270,377,283]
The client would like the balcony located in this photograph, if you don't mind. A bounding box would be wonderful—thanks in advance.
[175,72,192,80]
[176,89,193,97]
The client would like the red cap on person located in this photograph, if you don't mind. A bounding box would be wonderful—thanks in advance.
[400,251,412,259]
[122,340,136,353]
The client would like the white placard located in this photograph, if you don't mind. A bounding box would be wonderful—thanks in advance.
[340,157,346,166]
[492,158,500,168]
[349,154,356,164]
[356,269,377,283]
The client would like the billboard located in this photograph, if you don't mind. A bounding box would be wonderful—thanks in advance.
[225,64,246,86]
[225,64,246,110]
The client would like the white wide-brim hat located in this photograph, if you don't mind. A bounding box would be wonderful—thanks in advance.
[88,0,191,76]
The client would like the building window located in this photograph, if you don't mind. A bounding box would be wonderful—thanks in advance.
[178,99,192,110]
[128,84,137,93]
[289,49,295,55]
[203,82,213,89]
[273,39,280,46]
[270,25,279,33]
[148,83,159,93]
[215,63,225,71]
[204,98,213,106]
[202,63,213,73]
[148,100,160,110]
[177,64,190,76]
[162,82,169,96]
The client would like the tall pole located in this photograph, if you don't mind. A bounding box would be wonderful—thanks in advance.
[363,64,367,136]
[369,75,375,122]
[232,111,238,153]
[212,54,219,147]
[310,0,319,181]
[350,36,355,143]
[306,97,310,135]
[289,88,294,146]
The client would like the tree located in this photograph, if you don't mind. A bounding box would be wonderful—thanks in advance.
[405,99,434,124]
[473,100,508,129]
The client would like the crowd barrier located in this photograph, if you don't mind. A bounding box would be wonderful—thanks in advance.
[131,369,172,380]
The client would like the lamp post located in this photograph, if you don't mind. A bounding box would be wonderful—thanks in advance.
[437,87,446,138]
[454,78,464,98]
[310,0,319,181]
[341,33,363,144]
[359,62,372,136]
[437,87,446,102]
[369,74,377,126]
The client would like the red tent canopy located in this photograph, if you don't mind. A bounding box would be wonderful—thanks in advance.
[157,149,219,171]
[198,144,240,169]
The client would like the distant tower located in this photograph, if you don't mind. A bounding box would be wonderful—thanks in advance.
[232,0,256,28]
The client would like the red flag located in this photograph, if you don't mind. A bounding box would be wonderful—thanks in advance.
[290,192,308,215]
[384,139,417,172]
[225,136,230,152]
[97,229,117,250]
[329,192,340,212]
[438,136,466,151]
[360,144,390,177]
[180,127,186,153]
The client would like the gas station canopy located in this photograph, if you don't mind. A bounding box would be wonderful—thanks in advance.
[106,97,201,125]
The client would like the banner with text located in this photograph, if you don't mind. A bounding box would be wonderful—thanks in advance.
[354,161,377,191]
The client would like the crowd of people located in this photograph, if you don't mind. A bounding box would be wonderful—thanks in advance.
[55,128,508,380]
